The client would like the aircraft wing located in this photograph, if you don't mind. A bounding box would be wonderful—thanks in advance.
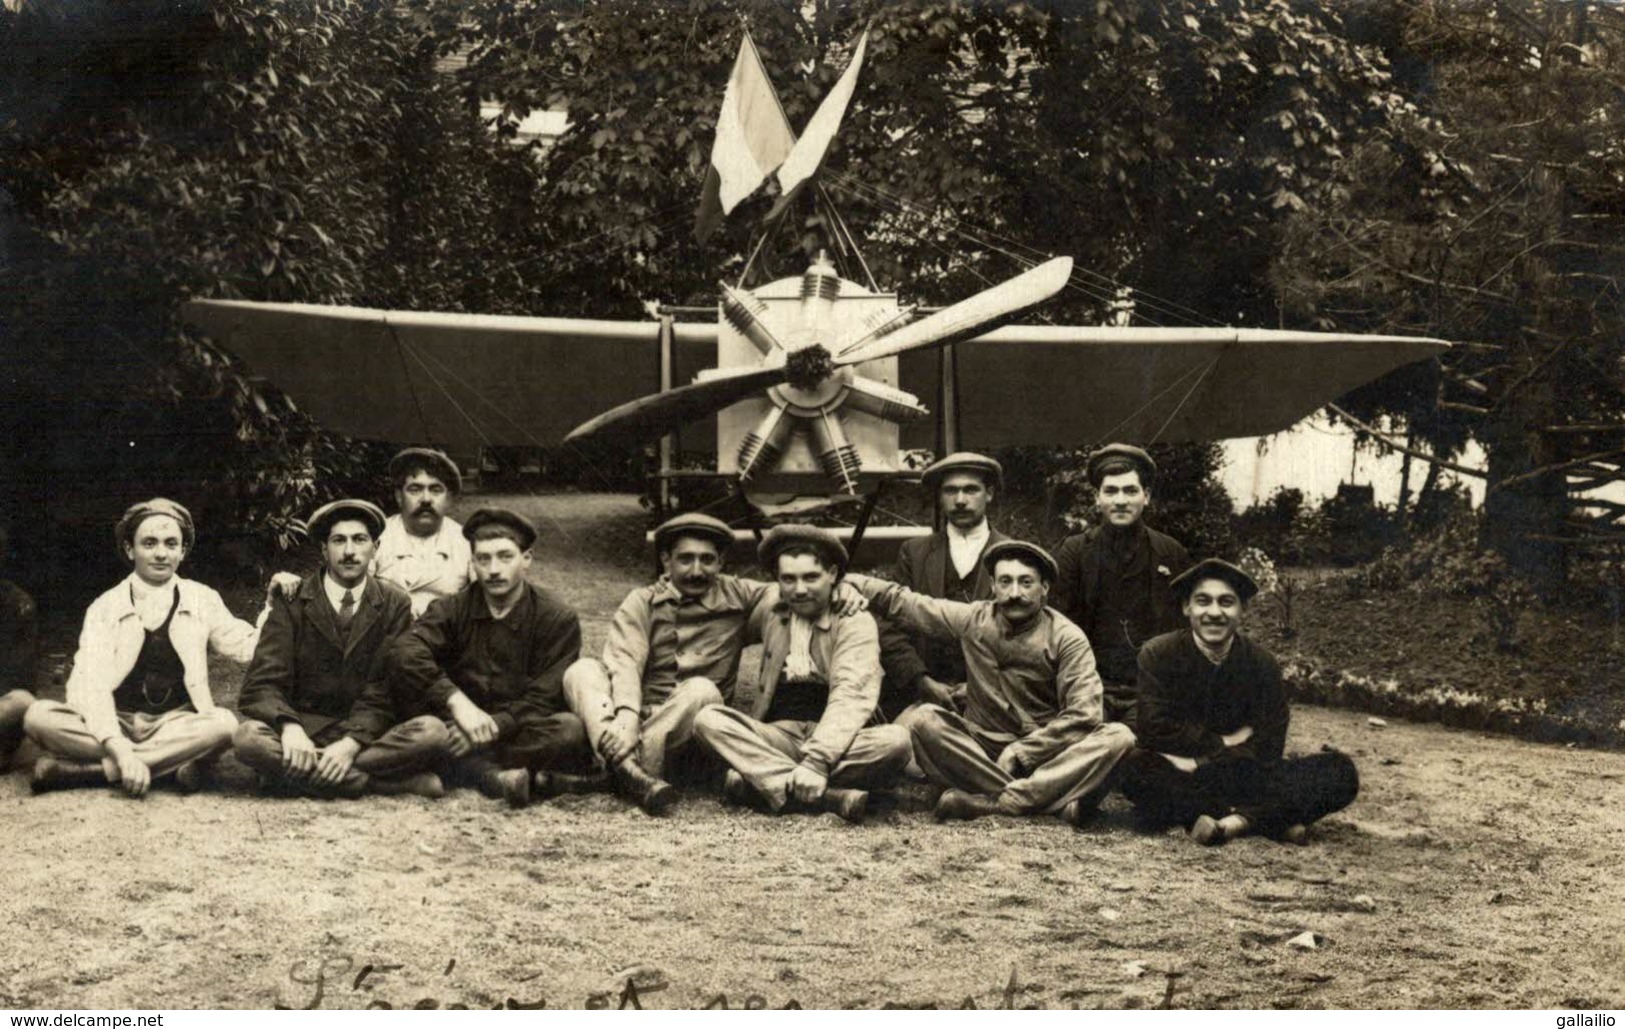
[181,299,718,450]
[943,325,1448,447]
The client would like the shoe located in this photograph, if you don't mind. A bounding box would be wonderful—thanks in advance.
[720,769,752,806]
[1282,823,1309,846]
[1190,814,1226,845]
[172,759,209,793]
[480,768,531,808]
[533,769,611,798]
[612,760,676,815]
[821,787,868,824]
[31,756,109,794]
[372,772,446,799]
[933,788,999,822]
[1058,798,1093,827]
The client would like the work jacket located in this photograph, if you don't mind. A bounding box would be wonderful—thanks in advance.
[237,572,414,744]
[65,574,264,744]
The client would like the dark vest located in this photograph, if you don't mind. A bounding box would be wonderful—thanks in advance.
[112,589,187,715]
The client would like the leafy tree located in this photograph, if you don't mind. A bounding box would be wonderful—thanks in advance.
[0,0,519,605]
[1276,0,1625,591]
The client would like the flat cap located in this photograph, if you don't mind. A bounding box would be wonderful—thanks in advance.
[757,523,849,574]
[388,447,463,493]
[462,507,538,551]
[116,498,195,554]
[1170,558,1259,603]
[654,512,735,554]
[1087,443,1156,486]
[921,452,1003,493]
[982,539,1059,583]
[306,498,386,542]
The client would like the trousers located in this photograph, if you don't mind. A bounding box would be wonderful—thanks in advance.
[24,700,236,779]
[1101,678,1137,727]
[903,703,1137,815]
[561,659,721,777]
[692,706,911,810]
[439,709,595,786]
[232,716,450,795]
[1119,749,1360,837]
[0,689,37,763]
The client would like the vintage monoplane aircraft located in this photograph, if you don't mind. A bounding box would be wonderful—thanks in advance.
[182,29,1448,545]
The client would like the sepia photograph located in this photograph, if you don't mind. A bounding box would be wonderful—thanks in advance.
[2,0,1622,1013]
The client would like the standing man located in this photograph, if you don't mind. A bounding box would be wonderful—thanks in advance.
[1121,559,1360,845]
[0,522,38,769]
[848,541,1135,824]
[1052,444,1191,726]
[233,500,450,798]
[392,507,594,807]
[879,453,1008,719]
[372,447,473,618]
[693,525,911,824]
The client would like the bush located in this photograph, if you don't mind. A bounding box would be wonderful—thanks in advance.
[1234,486,1306,560]
[1354,514,1535,651]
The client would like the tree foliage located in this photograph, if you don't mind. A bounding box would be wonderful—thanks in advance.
[12,0,1608,599]
[1275,0,1625,589]
[0,0,512,602]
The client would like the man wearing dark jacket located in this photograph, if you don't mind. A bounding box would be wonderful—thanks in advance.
[1052,444,1191,725]
[878,452,1009,719]
[392,507,593,807]
[1121,558,1359,845]
[233,500,449,798]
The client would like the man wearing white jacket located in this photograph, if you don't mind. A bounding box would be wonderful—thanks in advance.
[25,498,277,796]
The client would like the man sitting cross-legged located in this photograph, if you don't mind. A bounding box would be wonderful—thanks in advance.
[1120,558,1360,846]
[693,525,911,824]
[392,507,594,807]
[560,514,766,815]
[846,540,1136,825]
[232,499,450,799]
[26,499,279,795]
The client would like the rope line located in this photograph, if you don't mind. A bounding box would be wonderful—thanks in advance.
[1148,354,1223,445]
[1086,354,1218,448]
[395,339,579,544]
[384,314,435,447]
[828,172,1225,328]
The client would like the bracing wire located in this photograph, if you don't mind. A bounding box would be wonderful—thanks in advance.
[828,172,1226,329]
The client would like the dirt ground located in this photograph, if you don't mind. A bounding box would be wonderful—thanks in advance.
[2,492,1622,1010]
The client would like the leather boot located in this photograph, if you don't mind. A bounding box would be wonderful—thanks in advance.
[933,788,999,821]
[720,769,755,807]
[613,760,676,816]
[533,769,611,798]
[479,768,531,808]
[372,772,446,799]
[820,787,868,824]
[31,756,110,794]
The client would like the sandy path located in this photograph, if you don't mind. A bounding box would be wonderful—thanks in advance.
[2,493,1620,1009]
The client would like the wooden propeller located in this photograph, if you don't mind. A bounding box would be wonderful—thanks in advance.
[834,257,1074,365]
[564,257,1073,447]
[563,364,787,445]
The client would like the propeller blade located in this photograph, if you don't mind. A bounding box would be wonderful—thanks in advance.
[563,365,786,445]
[834,257,1073,365]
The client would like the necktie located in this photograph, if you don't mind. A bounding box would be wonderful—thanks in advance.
[338,589,356,632]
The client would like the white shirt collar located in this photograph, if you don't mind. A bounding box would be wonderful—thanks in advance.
[323,572,363,613]
[947,519,990,579]
[127,574,179,630]
[947,519,990,545]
